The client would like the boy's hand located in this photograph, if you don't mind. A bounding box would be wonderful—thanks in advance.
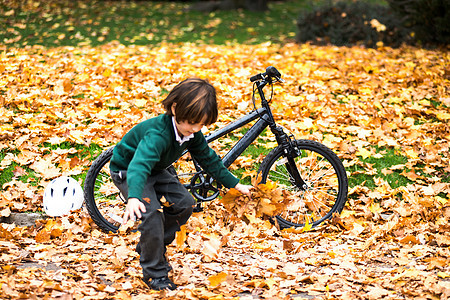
[122,198,146,225]
[234,183,253,198]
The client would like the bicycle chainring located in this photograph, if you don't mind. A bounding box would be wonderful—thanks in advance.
[190,172,221,202]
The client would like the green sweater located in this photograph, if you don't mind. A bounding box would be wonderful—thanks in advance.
[110,114,239,200]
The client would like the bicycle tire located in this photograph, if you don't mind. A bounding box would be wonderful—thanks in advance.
[84,147,123,233]
[258,139,348,229]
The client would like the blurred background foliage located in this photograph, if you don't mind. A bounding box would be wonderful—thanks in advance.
[1,0,448,49]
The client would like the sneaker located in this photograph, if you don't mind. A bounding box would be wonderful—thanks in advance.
[144,276,177,291]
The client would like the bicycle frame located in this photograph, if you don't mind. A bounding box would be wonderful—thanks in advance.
[180,80,277,169]
[207,107,268,168]
[182,78,307,202]
[84,66,348,231]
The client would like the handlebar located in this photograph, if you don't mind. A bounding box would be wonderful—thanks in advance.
[250,66,284,83]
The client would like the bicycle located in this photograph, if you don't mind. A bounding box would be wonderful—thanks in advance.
[83,66,348,233]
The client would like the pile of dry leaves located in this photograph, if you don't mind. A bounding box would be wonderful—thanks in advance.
[0,41,449,299]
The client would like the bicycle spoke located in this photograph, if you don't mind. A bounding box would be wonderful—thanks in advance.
[306,194,329,213]
[268,172,290,183]
[307,167,336,185]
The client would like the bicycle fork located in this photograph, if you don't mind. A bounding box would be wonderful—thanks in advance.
[272,126,308,191]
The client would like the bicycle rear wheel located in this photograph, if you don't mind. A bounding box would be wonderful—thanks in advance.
[258,139,348,229]
[84,147,123,233]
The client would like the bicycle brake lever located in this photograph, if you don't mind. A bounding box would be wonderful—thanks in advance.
[275,76,285,83]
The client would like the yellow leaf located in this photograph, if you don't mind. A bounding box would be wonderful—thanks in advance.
[135,99,147,107]
[404,149,419,159]
[391,268,420,281]
[356,147,372,159]
[103,68,112,77]
[359,87,373,95]
[244,212,258,224]
[369,202,383,214]
[44,219,57,230]
[300,118,314,129]
[435,196,447,206]
[340,209,355,218]
[208,272,227,287]
[241,169,257,180]
[348,95,358,101]
[389,96,402,104]
[265,141,278,148]
[68,130,86,144]
[265,277,277,289]
[436,112,450,120]
[176,225,186,248]
[302,217,313,232]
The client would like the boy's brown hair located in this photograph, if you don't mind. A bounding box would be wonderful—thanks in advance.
[162,78,218,125]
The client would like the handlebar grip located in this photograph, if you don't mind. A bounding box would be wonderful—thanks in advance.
[250,73,263,82]
[250,66,282,82]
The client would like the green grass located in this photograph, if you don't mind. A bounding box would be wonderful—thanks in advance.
[0,149,39,187]
[41,141,104,161]
[1,0,314,48]
[348,147,413,190]
[0,142,104,188]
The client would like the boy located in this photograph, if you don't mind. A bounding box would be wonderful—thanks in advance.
[109,78,251,290]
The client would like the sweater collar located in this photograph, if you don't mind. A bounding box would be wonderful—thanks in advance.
[172,116,194,145]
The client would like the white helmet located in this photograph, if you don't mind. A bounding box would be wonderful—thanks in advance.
[43,176,84,217]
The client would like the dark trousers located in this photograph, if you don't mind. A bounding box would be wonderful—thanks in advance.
[111,169,195,279]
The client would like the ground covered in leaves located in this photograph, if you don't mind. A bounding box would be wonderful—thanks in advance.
[0,42,449,299]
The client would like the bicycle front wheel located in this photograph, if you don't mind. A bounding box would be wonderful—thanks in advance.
[84,147,124,233]
[258,139,348,229]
